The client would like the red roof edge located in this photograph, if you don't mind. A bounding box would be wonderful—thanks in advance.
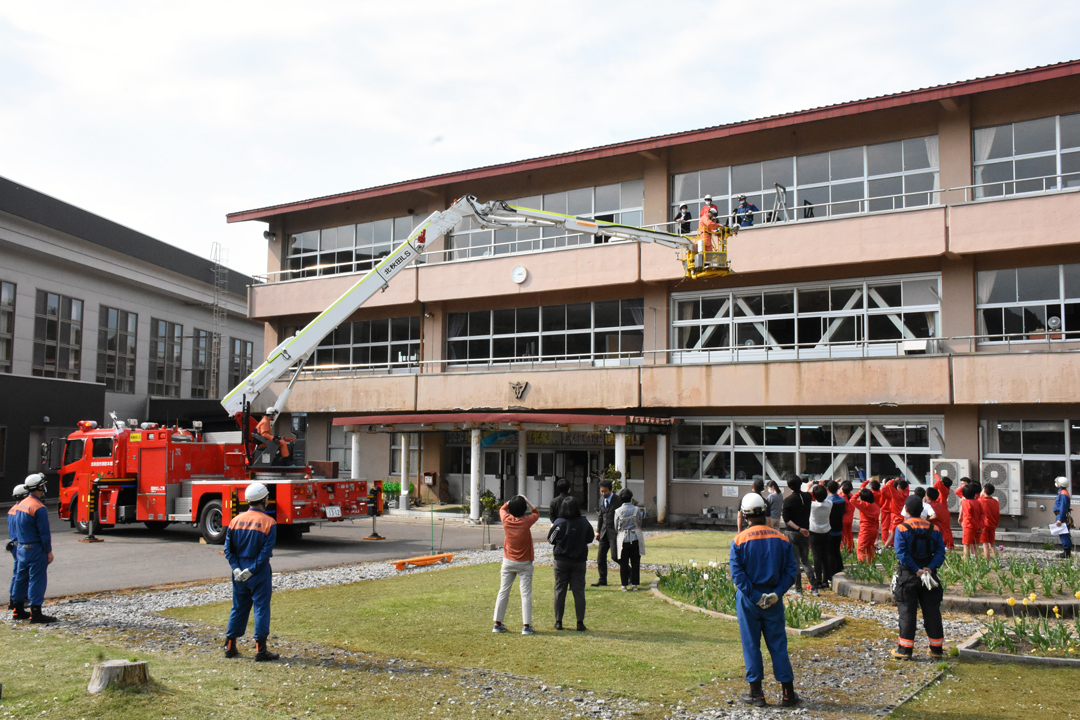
[228,60,1080,224]
[333,412,676,427]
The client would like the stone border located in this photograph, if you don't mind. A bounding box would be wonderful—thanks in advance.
[649,580,845,637]
[956,628,1080,667]
[831,573,1080,618]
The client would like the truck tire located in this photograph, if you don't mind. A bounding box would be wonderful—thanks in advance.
[72,497,90,535]
[198,500,226,545]
[143,521,171,532]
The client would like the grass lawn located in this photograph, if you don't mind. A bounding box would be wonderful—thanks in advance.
[167,561,775,700]
[595,529,734,567]
[892,661,1080,719]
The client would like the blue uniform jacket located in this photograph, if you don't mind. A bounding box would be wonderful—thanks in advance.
[224,509,276,574]
[14,497,51,554]
[894,517,945,572]
[729,523,798,604]
[7,505,18,546]
[1054,490,1071,523]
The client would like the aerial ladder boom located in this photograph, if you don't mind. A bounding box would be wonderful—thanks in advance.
[222,195,733,419]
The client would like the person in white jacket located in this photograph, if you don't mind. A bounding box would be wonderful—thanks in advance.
[613,488,645,590]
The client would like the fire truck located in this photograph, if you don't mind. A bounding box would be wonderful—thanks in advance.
[57,196,732,543]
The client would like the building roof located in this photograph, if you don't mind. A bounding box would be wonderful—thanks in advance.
[0,175,252,297]
[334,411,679,433]
[228,59,1080,224]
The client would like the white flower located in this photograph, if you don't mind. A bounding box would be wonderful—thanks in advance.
[703,574,710,581]
[709,561,718,568]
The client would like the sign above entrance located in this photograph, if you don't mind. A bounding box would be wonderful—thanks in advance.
[446,430,644,447]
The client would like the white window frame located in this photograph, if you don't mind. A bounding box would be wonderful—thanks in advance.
[285,214,419,280]
[973,113,1080,198]
[976,263,1080,344]
[328,421,352,474]
[982,419,1075,497]
[312,316,422,374]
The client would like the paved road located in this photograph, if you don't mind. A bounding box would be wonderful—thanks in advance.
[3,512,552,599]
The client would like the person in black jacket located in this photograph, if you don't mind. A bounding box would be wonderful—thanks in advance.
[592,479,623,586]
[548,497,594,631]
[780,474,816,593]
[549,478,571,521]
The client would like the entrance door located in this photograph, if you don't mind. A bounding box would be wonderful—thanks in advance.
[501,450,517,501]
[483,450,502,498]
[563,451,590,511]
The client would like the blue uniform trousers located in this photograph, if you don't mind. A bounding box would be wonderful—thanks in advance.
[8,547,18,602]
[736,590,793,684]
[226,563,272,639]
[12,544,48,605]
[1062,531,1074,551]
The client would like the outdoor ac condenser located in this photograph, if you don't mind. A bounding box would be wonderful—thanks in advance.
[980,459,1023,516]
[930,458,971,513]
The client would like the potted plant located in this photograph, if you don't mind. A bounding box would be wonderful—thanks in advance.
[479,490,501,521]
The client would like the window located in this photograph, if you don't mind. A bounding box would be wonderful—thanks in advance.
[0,281,14,373]
[446,180,645,260]
[673,416,943,485]
[447,298,645,366]
[33,290,83,379]
[96,306,137,392]
[976,263,1080,343]
[228,338,254,388]
[672,274,939,362]
[285,214,418,280]
[984,419,1077,496]
[148,319,182,397]
[91,438,114,459]
[62,438,84,466]
[190,328,217,399]
[328,422,352,473]
[390,433,420,478]
[671,136,939,225]
[973,113,1080,197]
[313,316,421,373]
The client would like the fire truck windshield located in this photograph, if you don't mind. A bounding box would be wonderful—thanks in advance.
[63,438,85,466]
[91,438,114,458]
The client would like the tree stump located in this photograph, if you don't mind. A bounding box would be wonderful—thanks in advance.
[87,660,150,694]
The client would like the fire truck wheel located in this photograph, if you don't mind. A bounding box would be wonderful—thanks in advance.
[143,521,171,532]
[198,500,226,545]
[72,498,90,535]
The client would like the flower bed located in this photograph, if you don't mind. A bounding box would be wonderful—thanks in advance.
[958,604,1080,666]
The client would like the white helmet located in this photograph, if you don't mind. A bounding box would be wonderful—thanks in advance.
[740,492,768,518]
[23,473,46,492]
[1055,476,1070,489]
[266,407,278,416]
[12,484,27,499]
[245,482,270,503]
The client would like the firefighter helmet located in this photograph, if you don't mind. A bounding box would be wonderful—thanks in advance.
[266,407,278,416]
[245,482,270,503]
[11,484,27,499]
[740,492,768,518]
[1056,476,1070,488]
[24,473,46,492]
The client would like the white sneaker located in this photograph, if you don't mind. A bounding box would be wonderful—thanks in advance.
[620,586,627,591]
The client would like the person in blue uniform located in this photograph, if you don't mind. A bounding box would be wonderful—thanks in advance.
[734,195,759,227]
[1053,476,1073,559]
[6,483,27,615]
[223,482,279,661]
[11,474,56,623]
[730,493,800,708]
[891,495,946,659]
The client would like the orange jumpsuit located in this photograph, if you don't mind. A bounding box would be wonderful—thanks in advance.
[879,479,909,547]
[697,215,723,252]
[840,491,856,551]
[848,496,880,561]
[932,479,955,548]
[960,496,984,547]
[978,495,1001,545]
[255,416,290,459]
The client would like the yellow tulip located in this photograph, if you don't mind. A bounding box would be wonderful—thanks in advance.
[1030,593,1038,602]
[1007,597,1016,606]
[987,609,994,617]
[1023,598,1030,606]
[1075,590,1080,600]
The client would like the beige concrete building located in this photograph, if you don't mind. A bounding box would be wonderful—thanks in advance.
[229,61,1080,527]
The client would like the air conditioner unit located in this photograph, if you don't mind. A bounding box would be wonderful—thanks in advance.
[930,458,971,512]
[980,459,1023,516]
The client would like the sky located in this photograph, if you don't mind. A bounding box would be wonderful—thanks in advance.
[2,1,1080,278]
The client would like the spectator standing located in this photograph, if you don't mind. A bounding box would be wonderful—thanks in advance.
[826,481,846,584]
[781,474,816,593]
[737,479,766,532]
[613,488,645,591]
[839,481,856,552]
[549,478,571,521]
[808,485,832,593]
[734,195,759,227]
[958,483,984,560]
[591,480,623,586]
[892,496,946,659]
[492,496,540,635]
[673,204,693,234]
[848,489,881,562]
[548,497,594,631]
[766,481,784,528]
[1053,476,1073,559]
[978,484,1001,559]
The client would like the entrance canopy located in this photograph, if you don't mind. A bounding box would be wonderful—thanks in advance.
[334,412,678,435]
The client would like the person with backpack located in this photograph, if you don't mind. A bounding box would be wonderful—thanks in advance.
[891,495,946,660]
[1053,476,1073,559]
[547,497,594,631]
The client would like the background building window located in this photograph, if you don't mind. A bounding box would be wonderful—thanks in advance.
[973,113,1080,197]
[228,338,254,388]
[328,422,352,473]
[313,316,421,373]
[34,290,83,379]
[977,263,1080,342]
[190,328,217,399]
[148,319,182,397]
[390,433,420,479]
[0,281,15,373]
[671,136,939,225]
[984,419,1076,495]
[286,214,418,280]
[96,306,137,392]
[447,180,645,260]
[447,298,644,366]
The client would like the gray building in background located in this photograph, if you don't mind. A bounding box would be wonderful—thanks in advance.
[0,175,264,497]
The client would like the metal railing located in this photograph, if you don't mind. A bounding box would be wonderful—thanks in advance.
[953,172,1080,202]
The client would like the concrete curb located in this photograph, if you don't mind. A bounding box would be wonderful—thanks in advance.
[831,573,1080,618]
[957,628,1080,667]
[648,579,845,637]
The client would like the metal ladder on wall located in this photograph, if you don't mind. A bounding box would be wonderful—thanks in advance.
[210,243,229,399]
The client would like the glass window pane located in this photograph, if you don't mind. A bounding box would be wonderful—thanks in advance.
[542,305,565,332]
[593,301,619,328]
[974,125,1012,160]
[765,423,796,446]
[542,191,567,215]
[734,452,763,481]
[594,184,620,213]
[620,180,644,208]
[468,311,490,336]
[700,167,729,198]
[868,177,904,211]
[977,270,1016,304]
[1023,459,1066,496]
[492,309,515,335]
[1017,266,1060,302]
[674,451,700,479]
[830,147,863,180]
[902,279,938,307]
[831,286,863,311]
[867,141,903,176]
[797,153,829,185]
[802,452,834,480]
[566,333,590,357]
[732,162,762,194]
[763,291,794,315]
[673,173,698,202]
[1013,117,1056,155]
[868,282,902,308]
[1022,420,1065,454]
[702,451,730,480]
[903,137,935,171]
[761,157,793,190]
[1062,113,1080,150]
[566,303,590,331]
[974,161,1013,196]
[567,187,592,216]
[517,306,539,333]
[735,423,764,446]
[800,424,832,446]
[677,424,700,445]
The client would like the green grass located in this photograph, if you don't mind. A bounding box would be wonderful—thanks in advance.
[892,661,1080,719]
[167,562,758,700]
[598,530,734,567]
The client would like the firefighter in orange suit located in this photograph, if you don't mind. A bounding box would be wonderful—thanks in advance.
[224,483,279,661]
[698,207,723,252]
[254,407,290,461]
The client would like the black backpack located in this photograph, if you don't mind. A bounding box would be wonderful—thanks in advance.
[904,523,934,567]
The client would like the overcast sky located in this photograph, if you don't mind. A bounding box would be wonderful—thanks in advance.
[2,1,1079,278]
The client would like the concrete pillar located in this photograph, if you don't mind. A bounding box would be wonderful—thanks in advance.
[615,433,627,488]
[656,433,668,523]
[399,432,410,510]
[350,431,361,480]
[517,431,527,499]
[470,428,482,521]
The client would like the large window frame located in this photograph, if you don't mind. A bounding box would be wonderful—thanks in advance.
[228,338,254,389]
[286,214,419,280]
[33,290,83,380]
[672,416,944,486]
[190,328,216,399]
[671,273,940,363]
[446,298,645,367]
[0,281,14,373]
[312,316,421,374]
[96,306,137,392]
[977,263,1080,343]
[148,318,182,398]
[328,422,352,474]
[671,136,939,226]
[983,419,1080,496]
[973,113,1080,198]
[390,433,421,479]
